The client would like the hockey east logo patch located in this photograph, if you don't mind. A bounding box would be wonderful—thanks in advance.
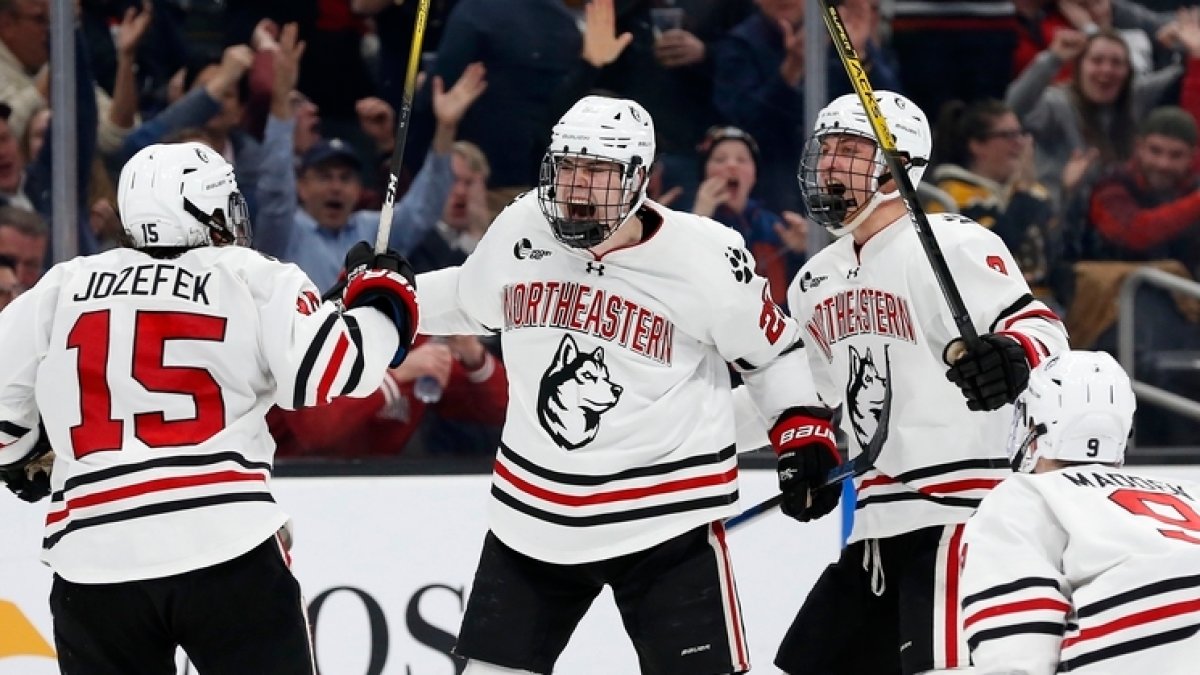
[537,334,623,450]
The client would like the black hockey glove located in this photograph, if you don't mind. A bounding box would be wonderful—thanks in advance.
[342,241,419,368]
[944,333,1030,412]
[1,424,53,503]
[771,407,841,522]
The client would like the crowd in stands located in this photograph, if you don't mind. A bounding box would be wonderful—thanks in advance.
[2,0,1199,456]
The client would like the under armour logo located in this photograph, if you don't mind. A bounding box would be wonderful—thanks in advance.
[585,262,605,275]
[847,267,860,279]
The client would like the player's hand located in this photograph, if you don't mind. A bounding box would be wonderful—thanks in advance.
[342,241,419,367]
[771,408,841,522]
[1,425,53,503]
[944,334,1030,411]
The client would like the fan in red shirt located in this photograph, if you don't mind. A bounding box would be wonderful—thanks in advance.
[269,334,507,458]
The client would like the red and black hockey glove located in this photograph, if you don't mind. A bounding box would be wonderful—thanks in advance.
[944,334,1030,412]
[342,241,419,368]
[771,407,841,522]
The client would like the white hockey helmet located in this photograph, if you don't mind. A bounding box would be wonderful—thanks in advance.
[537,95,655,248]
[117,142,251,248]
[799,91,931,237]
[1007,351,1136,473]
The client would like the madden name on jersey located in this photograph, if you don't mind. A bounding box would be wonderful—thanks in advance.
[72,263,214,305]
[1061,470,1193,499]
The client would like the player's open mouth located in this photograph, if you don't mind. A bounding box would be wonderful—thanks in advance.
[825,181,847,196]
[567,203,597,219]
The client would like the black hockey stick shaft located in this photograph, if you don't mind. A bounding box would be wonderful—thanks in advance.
[375,0,431,254]
[817,0,980,348]
[723,456,863,530]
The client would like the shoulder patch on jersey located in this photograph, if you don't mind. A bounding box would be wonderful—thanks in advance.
[725,247,754,284]
[797,270,828,292]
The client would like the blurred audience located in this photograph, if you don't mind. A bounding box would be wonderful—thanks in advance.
[931,99,1066,311]
[0,204,46,289]
[408,140,491,275]
[692,125,806,305]
[270,335,507,459]
[0,252,18,310]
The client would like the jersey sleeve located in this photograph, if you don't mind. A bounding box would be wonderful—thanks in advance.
[257,261,399,410]
[415,201,522,335]
[960,476,1070,674]
[415,267,493,335]
[708,241,824,423]
[929,217,1068,364]
[0,274,57,466]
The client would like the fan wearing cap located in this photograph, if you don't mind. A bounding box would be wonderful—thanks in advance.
[694,125,807,305]
[961,351,1200,672]
[254,54,488,293]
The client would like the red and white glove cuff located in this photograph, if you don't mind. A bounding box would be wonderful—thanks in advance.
[343,269,420,344]
[769,409,837,459]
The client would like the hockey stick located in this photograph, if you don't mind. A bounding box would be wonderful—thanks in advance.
[726,350,893,530]
[816,0,980,350]
[724,442,881,531]
[374,0,431,254]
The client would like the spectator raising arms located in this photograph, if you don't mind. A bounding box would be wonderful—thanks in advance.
[254,22,487,292]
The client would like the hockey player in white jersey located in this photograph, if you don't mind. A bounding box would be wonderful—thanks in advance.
[773,92,1069,675]
[415,95,837,675]
[0,142,418,674]
[962,350,1200,674]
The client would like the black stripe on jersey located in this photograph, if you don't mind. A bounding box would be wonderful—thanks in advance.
[967,622,1064,653]
[989,294,1035,332]
[294,313,340,408]
[43,492,275,549]
[60,451,272,493]
[0,420,30,438]
[962,576,1063,609]
[855,491,981,510]
[1077,572,1200,618]
[499,442,736,487]
[340,314,365,396]
[1058,623,1200,672]
[732,337,805,372]
[893,457,1010,484]
[491,484,738,527]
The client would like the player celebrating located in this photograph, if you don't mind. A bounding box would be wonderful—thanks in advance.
[962,351,1200,673]
[0,142,417,674]
[773,92,1069,674]
[415,94,836,675]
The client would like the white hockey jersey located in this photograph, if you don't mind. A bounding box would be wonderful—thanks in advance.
[417,193,821,564]
[0,246,398,583]
[961,466,1200,674]
[785,213,1068,543]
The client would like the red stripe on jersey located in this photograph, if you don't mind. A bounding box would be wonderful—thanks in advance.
[918,478,1003,496]
[963,598,1072,630]
[1062,598,1200,649]
[945,524,965,667]
[1001,308,1060,331]
[858,473,897,491]
[999,331,1041,367]
[316,333,351,403]
[45,470,266,525]
[493,461,738,506]
[712,522,748,669]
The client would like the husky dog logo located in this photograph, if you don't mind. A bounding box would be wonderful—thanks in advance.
[538,334,624,449]
[846,345,893,451]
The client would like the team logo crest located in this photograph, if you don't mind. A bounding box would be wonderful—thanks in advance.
[846,345,893,452]
[537,334,623,449]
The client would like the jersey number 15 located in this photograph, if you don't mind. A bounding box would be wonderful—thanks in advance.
[67,309,228,459]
